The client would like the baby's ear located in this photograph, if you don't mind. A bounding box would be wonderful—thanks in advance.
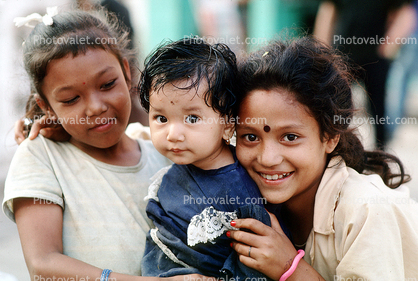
[222,116,235,142]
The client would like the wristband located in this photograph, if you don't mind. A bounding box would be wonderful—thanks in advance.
[279,249,305,281]
[100,269,112,281]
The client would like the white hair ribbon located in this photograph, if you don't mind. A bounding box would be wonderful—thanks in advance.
[14,6,58,28]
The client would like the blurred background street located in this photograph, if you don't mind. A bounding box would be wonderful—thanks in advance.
[2,0,418,280]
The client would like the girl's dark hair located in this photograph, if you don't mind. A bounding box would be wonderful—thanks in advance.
[22,9,137,120]
[237,36,409,188]
[139,37,238,117]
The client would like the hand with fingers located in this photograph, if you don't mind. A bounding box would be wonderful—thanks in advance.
[14,119,27,145]
[229,212,325,280]
[228,212,299,280]
[14,115,70,145]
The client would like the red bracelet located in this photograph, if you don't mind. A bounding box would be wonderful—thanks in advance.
[279,249,305,281]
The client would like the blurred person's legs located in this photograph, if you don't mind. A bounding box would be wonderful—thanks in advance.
[362,59,391,149]
[192,0,246,54]
[386,34,418,142]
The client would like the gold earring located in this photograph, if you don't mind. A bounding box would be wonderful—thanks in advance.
[225,139,230,145]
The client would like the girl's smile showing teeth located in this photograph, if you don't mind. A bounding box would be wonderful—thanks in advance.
[260,172,293,180]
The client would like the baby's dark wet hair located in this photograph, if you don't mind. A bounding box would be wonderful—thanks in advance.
[238,36,409,188]
[139,37,238,117]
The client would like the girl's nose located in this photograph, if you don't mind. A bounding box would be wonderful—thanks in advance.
[257,141,284,168]
[167,122,185,142]
[85,93,108,117]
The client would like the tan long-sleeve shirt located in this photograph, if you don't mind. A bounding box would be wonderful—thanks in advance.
[304,156,418,280]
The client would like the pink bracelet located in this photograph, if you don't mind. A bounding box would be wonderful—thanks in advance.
[279,249,305,281]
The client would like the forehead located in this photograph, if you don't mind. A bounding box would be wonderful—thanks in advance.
[149,79,209,105]
[42,49,122,96]
[45,49,121,82]
[238,88,316,130]
[49,48,119,67]
[240,88,300,114]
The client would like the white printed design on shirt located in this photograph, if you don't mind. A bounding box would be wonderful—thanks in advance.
[187,206,238,246]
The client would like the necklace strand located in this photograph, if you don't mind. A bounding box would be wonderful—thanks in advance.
[294,241,307,248]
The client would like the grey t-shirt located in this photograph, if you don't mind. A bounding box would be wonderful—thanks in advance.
[3,134,171,275]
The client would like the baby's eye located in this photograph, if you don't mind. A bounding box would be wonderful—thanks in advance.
[283,134,298,142]
[185,115,200,124]
[155,115,168,123]
[244,134,258,142]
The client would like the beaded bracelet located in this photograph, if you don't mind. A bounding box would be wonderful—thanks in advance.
[100,269,112,281]
[279,250,305,281]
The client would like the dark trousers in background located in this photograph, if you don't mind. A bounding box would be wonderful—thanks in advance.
[360,58,391,149]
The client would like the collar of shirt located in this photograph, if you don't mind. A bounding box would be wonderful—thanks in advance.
[313,156,350,235]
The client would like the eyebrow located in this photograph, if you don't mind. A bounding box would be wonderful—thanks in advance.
[183,106,203,113]
[149,105,162,112]
[149,106,204,115]
[236,124,256,131]
[237,123,306,131]
[277,124,307,130]
[53,66,116,95]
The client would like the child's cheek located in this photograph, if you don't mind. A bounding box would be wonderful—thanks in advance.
[236,144,251,166]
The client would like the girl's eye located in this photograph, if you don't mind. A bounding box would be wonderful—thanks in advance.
[185,115,200,124]
[283,134,298,142]
[101,79,116,90]
[62,96,79,105]
[244,134,258,142]
[155,115,168,123]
